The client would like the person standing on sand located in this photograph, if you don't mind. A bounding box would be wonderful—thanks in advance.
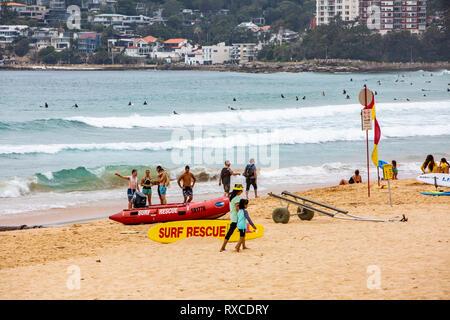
[177,165,196,203]
[219,160,240,196]
[243,159,258,199]
[339,170,362,185]
[392,160,398,180]
[220,183,244,252]
[115,169,140,209]
[156,166,170,205]
[141,169,154,205]
[235,199,256,252]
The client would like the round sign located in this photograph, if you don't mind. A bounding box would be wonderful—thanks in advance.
[359,88,374,107]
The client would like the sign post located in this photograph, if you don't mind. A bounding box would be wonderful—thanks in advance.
[382,163,394,207]
[359,86,374,197]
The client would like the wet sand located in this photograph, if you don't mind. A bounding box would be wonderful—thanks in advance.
[0,179,449,299]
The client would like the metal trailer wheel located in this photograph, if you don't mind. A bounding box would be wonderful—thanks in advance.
[297,207,315,220]
[272,207,290,224]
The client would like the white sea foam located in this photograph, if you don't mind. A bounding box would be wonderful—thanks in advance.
[0,161,424,214]
[0,122,448,155]
[0,176,37,198]
[63,100,450,129]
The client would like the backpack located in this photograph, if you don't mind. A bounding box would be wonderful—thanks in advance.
[243,164,255,178]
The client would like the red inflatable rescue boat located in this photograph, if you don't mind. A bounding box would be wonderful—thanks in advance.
[109,197,230,225]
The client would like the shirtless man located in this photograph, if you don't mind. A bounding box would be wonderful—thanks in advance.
[115,169,140,209]
[177,165,196,203]
[156,166,170,205]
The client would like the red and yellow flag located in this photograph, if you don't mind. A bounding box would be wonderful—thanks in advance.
[363,97,381,166]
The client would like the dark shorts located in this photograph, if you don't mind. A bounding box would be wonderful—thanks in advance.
[183,186,193,197]
[225,222,237,240]
[246,177,257,191]
[223,183,230,193]
[238,229,246,237]
[127,188,136,202]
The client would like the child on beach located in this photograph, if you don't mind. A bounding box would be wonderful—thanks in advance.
[421,155,437,173]
[438,158,449,173]
[392,160,398,180]
[235,199,257,253]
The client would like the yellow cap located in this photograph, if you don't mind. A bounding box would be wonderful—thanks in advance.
[233,183,243,191]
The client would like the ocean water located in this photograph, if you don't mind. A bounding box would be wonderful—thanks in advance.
[0,70,449,216]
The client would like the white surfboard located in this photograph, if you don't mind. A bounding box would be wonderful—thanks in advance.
[417,173,450,187]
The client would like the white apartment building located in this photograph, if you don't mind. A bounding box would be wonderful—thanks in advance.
[316,0,359,25]
[202,42,232,65]
[0,25,29,44]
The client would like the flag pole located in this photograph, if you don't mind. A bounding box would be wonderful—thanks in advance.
[364,85,370,197]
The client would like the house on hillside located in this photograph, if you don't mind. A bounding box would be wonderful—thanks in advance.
[77,32,101,54]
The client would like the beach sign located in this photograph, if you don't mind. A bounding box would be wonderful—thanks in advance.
[382,163,394,180]
[359,88,374,107]
[382,163,394,207]
[148,220,264,244]
[361,109,372,131]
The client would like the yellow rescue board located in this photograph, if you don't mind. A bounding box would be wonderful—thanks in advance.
[148,220,264,244]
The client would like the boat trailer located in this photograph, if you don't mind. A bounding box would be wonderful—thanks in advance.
[268,191,407,223]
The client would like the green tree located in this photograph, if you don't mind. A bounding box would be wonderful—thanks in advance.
[116,0,136,15]
[14,38,30,57]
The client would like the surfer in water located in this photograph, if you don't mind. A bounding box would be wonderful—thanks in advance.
[339,170,362,185]
[144,101,148,105]
[296,96,299,101]
[115,169,140,209]
[281,94,285,98]
[128,101,132,106]
[173,111,179,115]
[302,96,306,100]
[45,102,48,108]
[177,165,196,203]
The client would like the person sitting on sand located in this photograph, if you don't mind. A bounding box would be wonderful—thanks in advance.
[392,160,398,180]
[156,166,170,205]
[438,158,449,174]
[235,199,257,252]
[421,155,438,173]
[220,183,244,252]
[219,160,240,196]
[141,169,154,206]
[340,170,362,185]
[177,165,196,203]
[115,169,140,209]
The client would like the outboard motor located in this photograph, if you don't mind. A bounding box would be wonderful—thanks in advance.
[133,191,147,208]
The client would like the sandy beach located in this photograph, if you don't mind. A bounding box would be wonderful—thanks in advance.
[0,178,449,300]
